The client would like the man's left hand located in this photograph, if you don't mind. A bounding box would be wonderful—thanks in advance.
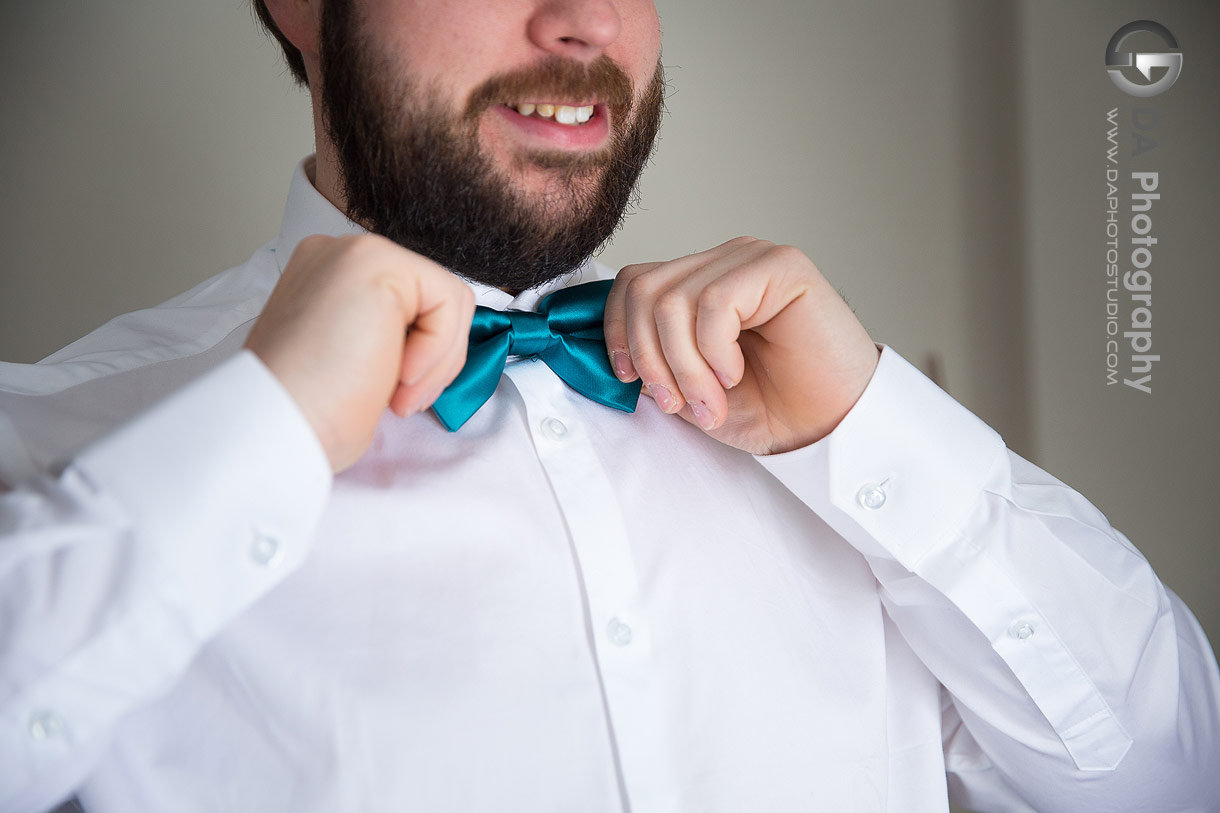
[604,236,880,455]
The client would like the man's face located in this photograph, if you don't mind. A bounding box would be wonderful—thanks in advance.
[319,0,665,292]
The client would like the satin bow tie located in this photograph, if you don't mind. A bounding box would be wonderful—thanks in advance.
[431,279,642,431]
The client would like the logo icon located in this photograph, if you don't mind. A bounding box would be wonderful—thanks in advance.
[1106,21,1182,97]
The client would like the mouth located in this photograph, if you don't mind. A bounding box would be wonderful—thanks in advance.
[491,101,612,150]
[509,101,597,125]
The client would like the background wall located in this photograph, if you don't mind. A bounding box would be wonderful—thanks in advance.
[1014,0,1220,658]
[1,0,1216,651]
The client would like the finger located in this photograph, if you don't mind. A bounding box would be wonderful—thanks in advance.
[654,241,773,428]
[692,265,778,393]
[606,237,759,382]
[392,326,470,416]
[393,277,475,415]
[389,382,413,417]
[653,284,724,430]
[622,273,685,415]
[605,261,663,382]
[392,346,463,417]
[399,315,456,388]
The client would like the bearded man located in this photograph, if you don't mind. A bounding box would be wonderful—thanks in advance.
[1,1,1217,811]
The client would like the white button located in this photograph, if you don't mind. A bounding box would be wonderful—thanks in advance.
[856,482,887,510]
[249,530,283,567]
[606,617,633,646]
[540,417,569,441]
[1009,621,1035,641]
[29,710,63,740]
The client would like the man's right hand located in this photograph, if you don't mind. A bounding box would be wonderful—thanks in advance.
[244,234,475,472]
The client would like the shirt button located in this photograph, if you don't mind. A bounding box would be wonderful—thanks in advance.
[540,417,569,441]
[1009,621,1036,641]
[606,617,633,647]
[249,530,283,567]
[856,482,887,510]
[29,710,64,740]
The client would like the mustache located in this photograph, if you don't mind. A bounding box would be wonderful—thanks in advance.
[463,55,634,120]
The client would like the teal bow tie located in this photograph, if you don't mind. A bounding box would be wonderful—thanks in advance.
[432,279,642,431]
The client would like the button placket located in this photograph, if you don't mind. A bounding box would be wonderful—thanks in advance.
[504,360,679,807]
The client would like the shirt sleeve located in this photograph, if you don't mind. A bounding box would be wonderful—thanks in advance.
[755,343,1220,810]
[0,350,333,813]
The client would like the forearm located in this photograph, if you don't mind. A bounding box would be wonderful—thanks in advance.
[0,351,332,812]
[758,344,1220,809]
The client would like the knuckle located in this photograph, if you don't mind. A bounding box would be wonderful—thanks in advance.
[334,234,383,270]
[769,243,809,265]
[341,232,378,255]
[296,234,329,252]
[617,261,658,282]
[652,290,687,323]
[623,275,647,301]
[624,272,660,304]
[286,234,332,269]
[696,283,731,315]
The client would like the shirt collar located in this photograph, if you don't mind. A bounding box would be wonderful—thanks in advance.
[274,156,603,312]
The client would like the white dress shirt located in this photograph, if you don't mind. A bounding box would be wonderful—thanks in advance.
[1,157,1217,813]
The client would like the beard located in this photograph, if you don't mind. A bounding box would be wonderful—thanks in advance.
[318,1,666,293]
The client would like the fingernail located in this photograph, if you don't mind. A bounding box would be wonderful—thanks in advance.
[689,400,716,430]
[611,351,636,381]
[650,384,677,412]
[714,369,735,389]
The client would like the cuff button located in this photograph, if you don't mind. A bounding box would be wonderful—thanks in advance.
[1009,621,1036,641]
[856,482,887,510]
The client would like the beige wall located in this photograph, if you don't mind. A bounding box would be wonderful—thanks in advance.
[0,1,314,363]
[0,1,1216,644]
[1015,0,1220,643]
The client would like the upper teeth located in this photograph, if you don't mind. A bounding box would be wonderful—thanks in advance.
[514,103,594,125]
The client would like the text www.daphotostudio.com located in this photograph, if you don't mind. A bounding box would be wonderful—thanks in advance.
[1102,20,1182,394]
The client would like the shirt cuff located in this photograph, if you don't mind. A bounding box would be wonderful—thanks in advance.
[755,344,1133,771]
[17,350,332,764]
[755,343,1005,570]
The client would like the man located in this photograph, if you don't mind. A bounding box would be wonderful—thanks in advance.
[1,0,1217,810]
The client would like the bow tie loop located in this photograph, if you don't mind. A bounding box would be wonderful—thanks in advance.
[505,310,555,357]
[431,279,642,431]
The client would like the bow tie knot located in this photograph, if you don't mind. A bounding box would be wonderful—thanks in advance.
[431,279,642,431]
[505,310,555,357]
